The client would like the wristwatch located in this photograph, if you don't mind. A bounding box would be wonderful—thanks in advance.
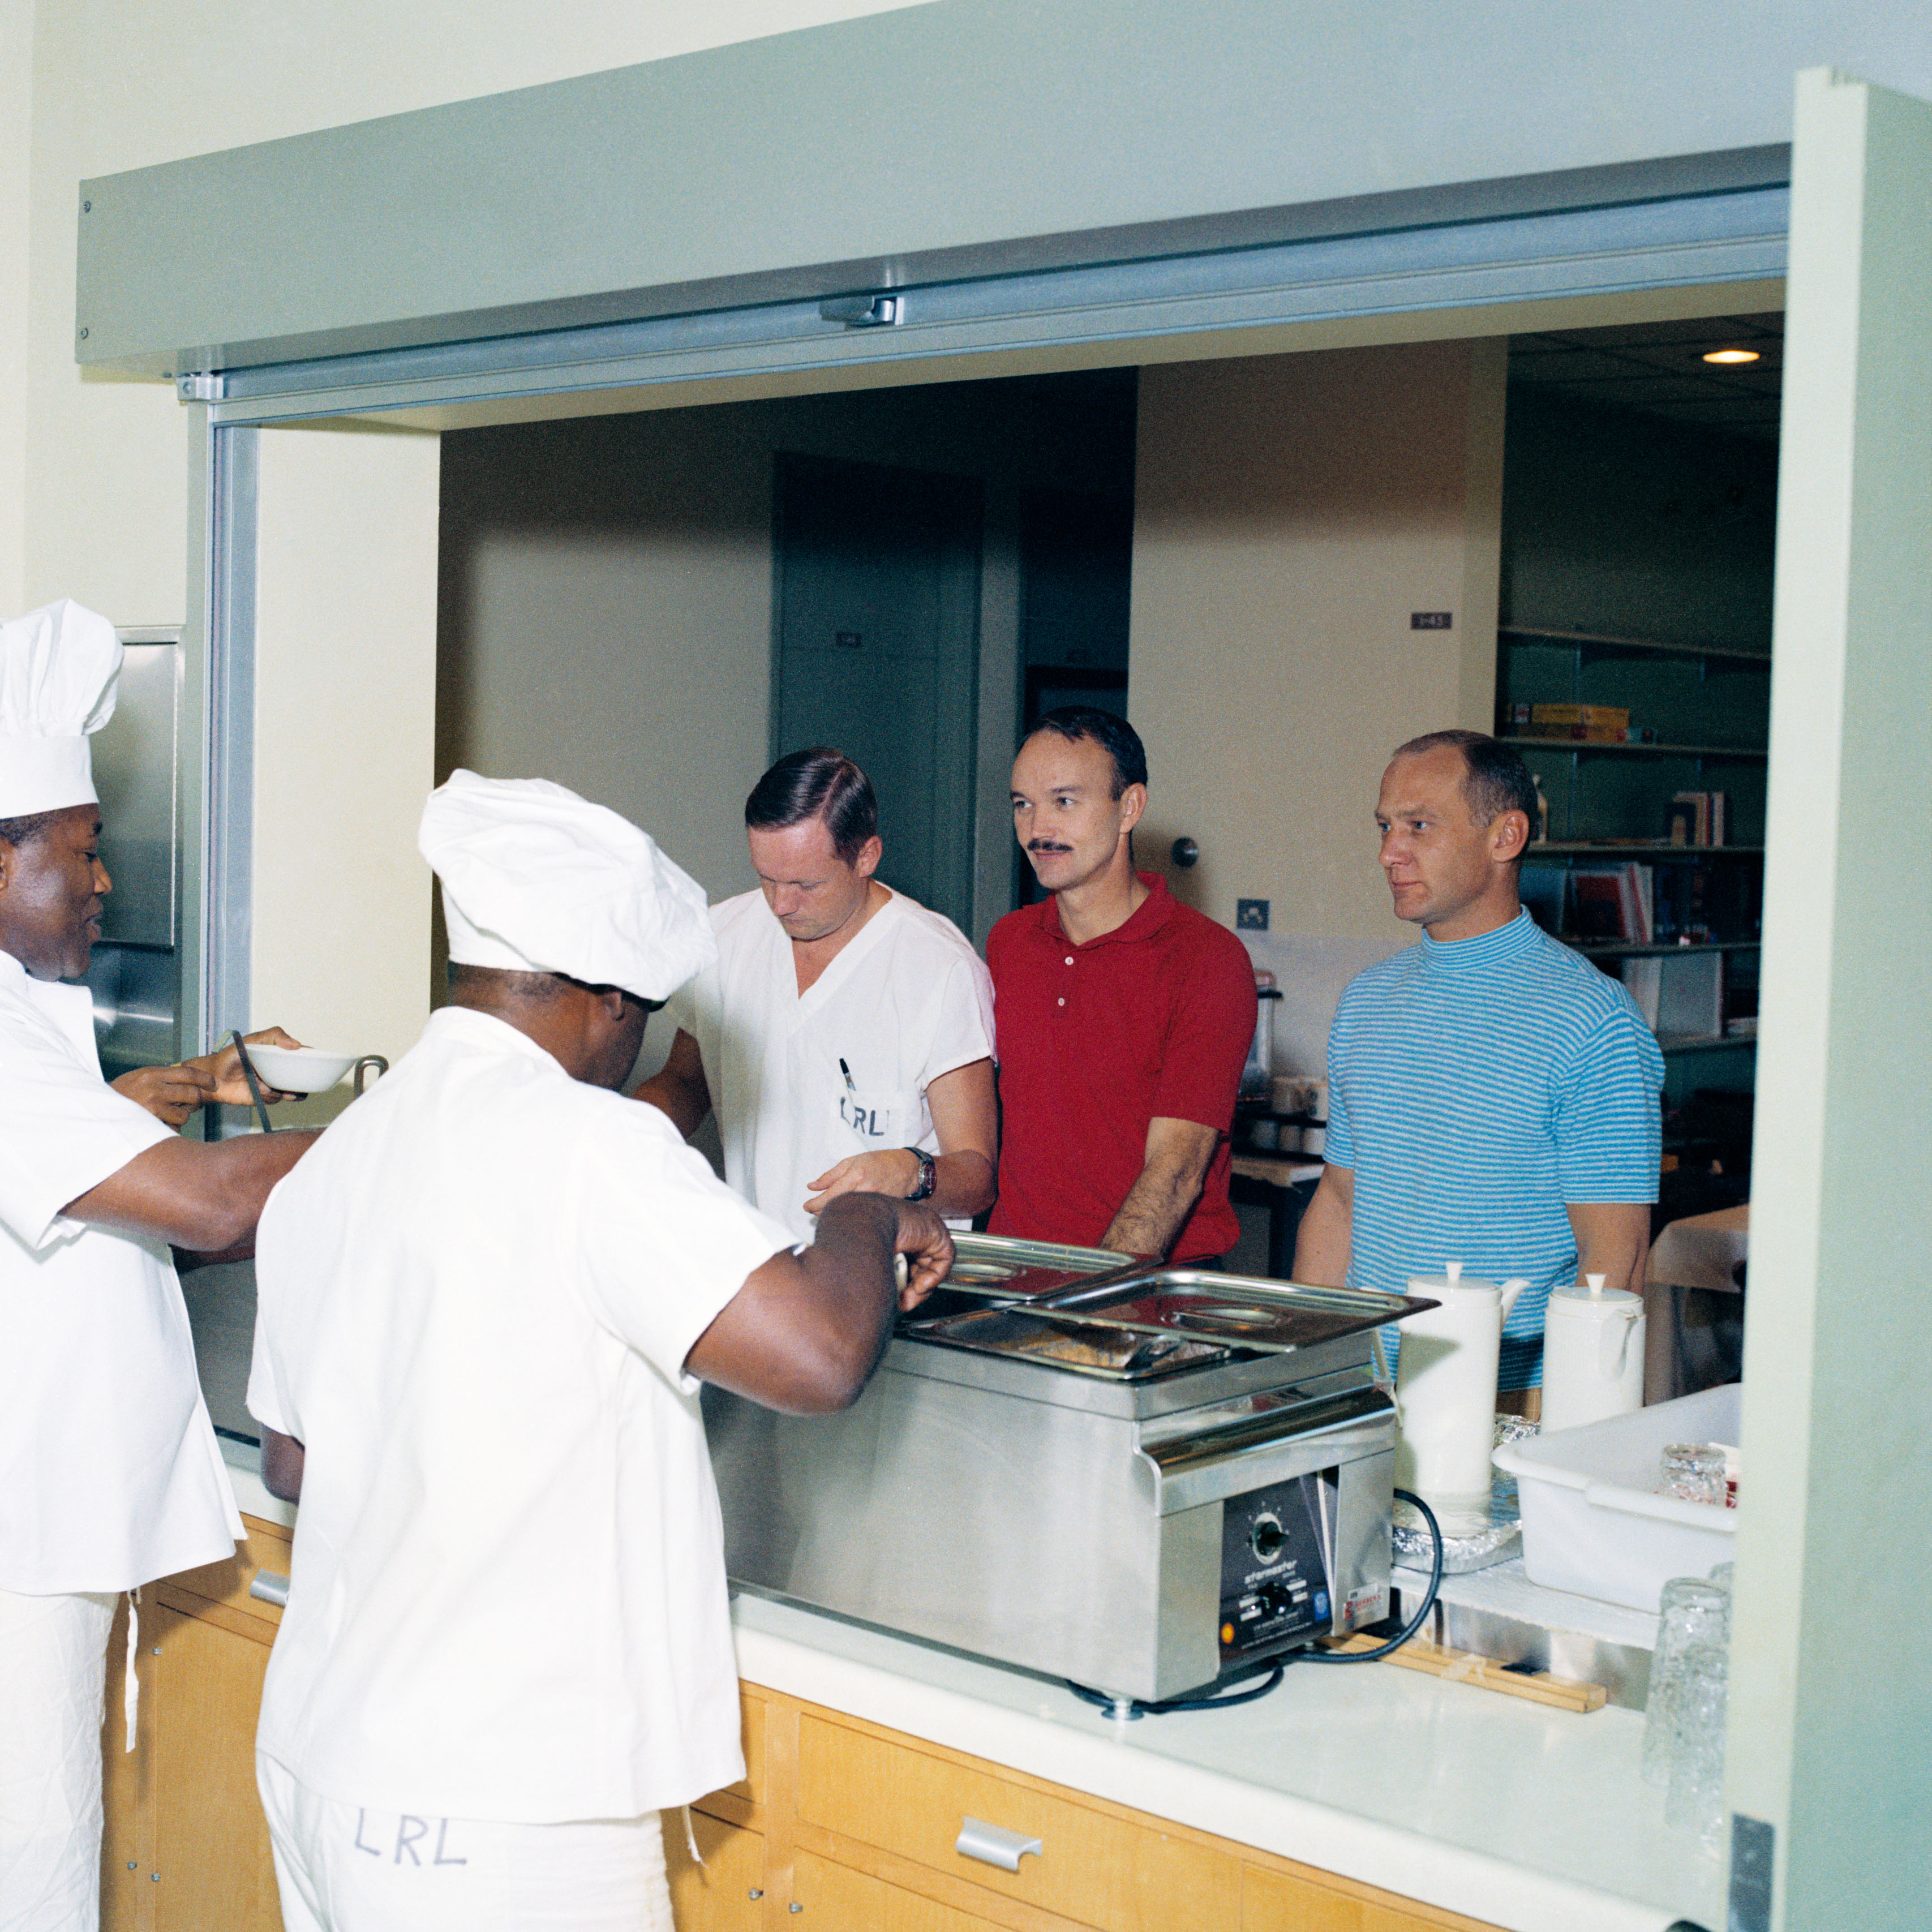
[904,1147,937,1201]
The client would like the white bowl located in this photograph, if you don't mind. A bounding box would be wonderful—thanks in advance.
[246,1045,359,1093]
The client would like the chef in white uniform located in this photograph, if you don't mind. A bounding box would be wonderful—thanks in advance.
[0,598,314,1932]
[247,770,951,1932]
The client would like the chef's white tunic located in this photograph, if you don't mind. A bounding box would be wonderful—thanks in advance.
[665,887,995,1242]
[0,950,242,1595]
[247,1006,791,1824]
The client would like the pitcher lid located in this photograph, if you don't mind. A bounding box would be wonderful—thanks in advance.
[1548,1274,1642,1313]
[1405,1260,1502,1299]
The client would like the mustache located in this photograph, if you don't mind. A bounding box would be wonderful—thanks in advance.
[1027,840,1073,854]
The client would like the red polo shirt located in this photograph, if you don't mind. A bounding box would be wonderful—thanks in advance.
[987,873,1257,1262]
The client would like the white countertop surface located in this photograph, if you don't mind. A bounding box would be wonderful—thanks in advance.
[729,1591,1724,1932]
[217,1446,1720,1932]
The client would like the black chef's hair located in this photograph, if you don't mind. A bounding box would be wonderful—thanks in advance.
[0,810,60,849]
[746,748,878,864]
[1393,730,1539,834]
[1027,706,1148,798]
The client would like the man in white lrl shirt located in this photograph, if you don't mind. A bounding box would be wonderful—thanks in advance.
[638,746,995,1239]
[0,599,309,1932]
[248,771,951,1932]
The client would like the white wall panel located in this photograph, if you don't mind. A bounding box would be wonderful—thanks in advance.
[1731,69,1932,1931]
[250,424,441,1110]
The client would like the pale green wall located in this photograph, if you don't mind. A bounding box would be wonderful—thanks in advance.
[1730,71,1932,1931]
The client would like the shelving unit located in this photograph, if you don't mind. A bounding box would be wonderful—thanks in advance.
[1497,626,1767,1107]
[1502,737,1767,760]
[1570,941,1755,960]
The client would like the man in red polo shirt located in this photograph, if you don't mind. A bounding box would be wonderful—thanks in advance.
[988,708,1257,1263]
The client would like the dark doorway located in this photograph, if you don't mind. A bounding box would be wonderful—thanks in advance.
[771,454,984,929]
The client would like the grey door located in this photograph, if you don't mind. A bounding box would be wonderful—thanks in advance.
[771,454,982,928]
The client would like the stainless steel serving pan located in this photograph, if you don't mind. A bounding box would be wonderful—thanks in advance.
[928,1231,1148,1300]
[1016,1268,1436,1355]
[905,1304,1235,1381]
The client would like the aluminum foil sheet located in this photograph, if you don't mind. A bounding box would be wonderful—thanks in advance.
[1392,1415,1539,1574]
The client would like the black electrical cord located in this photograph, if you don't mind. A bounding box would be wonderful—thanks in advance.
[1295,1487,1444,1665]
[1065,1660,1286,1721]
[1064,1486,1446,1716]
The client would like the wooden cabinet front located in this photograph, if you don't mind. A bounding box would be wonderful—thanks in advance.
[755,1693,1504,1932]
[791,1848,1016,1930]
[665,1809,767,1930]
[794,1710,1242,1931]
[105,1544,1506,1932]
[101,1515,289,1932]
[144,1602,281,1930]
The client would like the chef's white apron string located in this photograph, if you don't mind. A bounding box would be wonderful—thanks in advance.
[123,1586,140,1752]
[681,1805,704,1867]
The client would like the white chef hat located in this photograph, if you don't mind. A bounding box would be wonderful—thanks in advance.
[0,600,122,819]
[419,770,716,1003]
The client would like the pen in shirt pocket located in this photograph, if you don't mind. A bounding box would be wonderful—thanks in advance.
[839,1058,857,1092]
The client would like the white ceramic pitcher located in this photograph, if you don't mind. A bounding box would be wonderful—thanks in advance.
[1541,1273,1645,1432]
[1392,1263,1526,1501]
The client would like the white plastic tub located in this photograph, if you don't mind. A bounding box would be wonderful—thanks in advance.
[1492,1384,1740,1611]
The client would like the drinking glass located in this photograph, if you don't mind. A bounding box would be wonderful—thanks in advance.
[1665,1645,1730,1853]
[1660,1442,1727,1505]
[1642,1578,1731,1788]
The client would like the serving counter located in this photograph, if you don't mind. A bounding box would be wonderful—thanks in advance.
[109,1444,1723,1932]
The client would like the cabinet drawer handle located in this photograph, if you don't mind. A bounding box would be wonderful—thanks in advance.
[956,1817,1043,1871]
[249,1570,290,1607]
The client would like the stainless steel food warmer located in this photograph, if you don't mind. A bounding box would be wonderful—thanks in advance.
[705,1234,1436,1704]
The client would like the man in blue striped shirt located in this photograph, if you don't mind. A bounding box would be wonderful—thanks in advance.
[1293,731,1664,1394]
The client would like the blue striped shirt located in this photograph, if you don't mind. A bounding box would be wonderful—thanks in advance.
[1324,911,1664,1388]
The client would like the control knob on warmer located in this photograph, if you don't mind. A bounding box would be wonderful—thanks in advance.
[1249,1513,1285,1565]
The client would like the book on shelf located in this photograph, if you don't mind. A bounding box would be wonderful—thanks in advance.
[1570,864,1653,944]
[1620,956,1663,1028]
[1499,701,1655,744]
[1654,863,1707,944]
[1620,951,1725,1044]
[1570,870,1623,940]
[1668,791,1728,846]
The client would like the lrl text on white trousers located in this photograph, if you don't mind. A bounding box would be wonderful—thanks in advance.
[257,1757,675,1932]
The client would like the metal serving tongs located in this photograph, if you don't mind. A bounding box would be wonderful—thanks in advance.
[227,1029,276,1134]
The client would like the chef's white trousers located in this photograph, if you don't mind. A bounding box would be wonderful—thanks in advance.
[257,1758,675,1932]
[0,1587,115,1932]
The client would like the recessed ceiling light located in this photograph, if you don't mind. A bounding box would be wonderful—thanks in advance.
[1702,348,1761,364]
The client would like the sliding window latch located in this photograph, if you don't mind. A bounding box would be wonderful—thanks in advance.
[818,293,902,329]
